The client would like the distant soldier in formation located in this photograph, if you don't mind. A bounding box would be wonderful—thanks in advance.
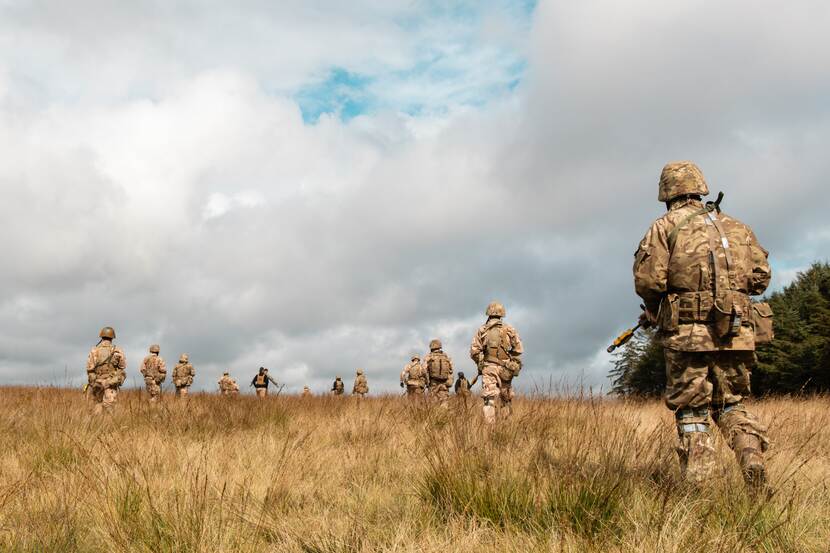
[633,161,772,489]
[251,367,278,398]
[331,376,345,396]
[454,371,471,398]
[218,372,239,396]
[172,353,195,398]
[302,385,312,398]
[352,369,369,397]
[85,326,127,414]
[400,355,427,398]
[140,344,167,403]
[424,339,453,405]
[470,301,523,423]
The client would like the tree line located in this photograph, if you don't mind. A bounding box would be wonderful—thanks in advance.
[610,262,830,397]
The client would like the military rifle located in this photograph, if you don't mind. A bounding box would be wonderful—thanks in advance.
[607,304,648,353]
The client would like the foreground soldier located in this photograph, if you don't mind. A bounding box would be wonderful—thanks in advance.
[331,376,345,395]
[251,367,278,398]
[172,354,195,398]
[400,355,427,398]
[470,302,523,423]
[424,339,453,405]
[85,326,127,414]
[352,369,369,397]
[218,372,240,396]
[140,344,167,402]
[634,161,773,488]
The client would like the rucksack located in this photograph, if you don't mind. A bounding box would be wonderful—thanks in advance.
[428,354,450,381]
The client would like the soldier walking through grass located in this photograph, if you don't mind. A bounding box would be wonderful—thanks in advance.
[140,344,167,403]
[172,353,195,398]
[251,367,278,398]
[469,302,523,423]
[218,372,239,396]
[352,369,369,398]
[633,161,773,489]
[85,326,127,414]
[454,372,471,397]
[400,355,427,399]
[424,339,453,405]
[331,376,345,396]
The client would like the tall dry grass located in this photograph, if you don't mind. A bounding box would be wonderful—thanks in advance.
[0,387,827,552]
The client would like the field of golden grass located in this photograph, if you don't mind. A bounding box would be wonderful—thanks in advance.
[0,387,827,552]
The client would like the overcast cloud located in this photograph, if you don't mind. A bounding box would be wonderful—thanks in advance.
[1,0,828,393]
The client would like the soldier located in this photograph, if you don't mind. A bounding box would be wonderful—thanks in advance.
[85,326,127,414]
[302,385,312,398]
[331,376,345,396]
[633,161,772,489]
[172,353,195,398]
[424,339,453,405]
[352,369,369,397]
[139,344,167,403]
[251,367,278,398]
[400,355,427,398]
[454,371,471,397]
[218,372,240,396]
[469,302,523,423]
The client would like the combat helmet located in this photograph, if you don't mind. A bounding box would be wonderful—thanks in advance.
[99,326,116,340]
[179,353,189,362]
[356,369,364,375]
[658,161,709,202]
[429,339,442,351]
[486,301,506,318]
[149,344,160,354]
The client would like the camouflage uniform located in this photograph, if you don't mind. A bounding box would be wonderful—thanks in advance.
[400,356,427,398]
[470,302,523,423]
[172,354,195,398]
[302,386,312,398]
[86,327,127,414]
[352,369,369,397]
[634,161,772,488]
[139,345,167,402]
[424,339,453,405]
[331,377,345,396]
[218,373,239,396]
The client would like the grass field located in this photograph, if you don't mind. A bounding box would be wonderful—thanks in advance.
[0,388,827,552]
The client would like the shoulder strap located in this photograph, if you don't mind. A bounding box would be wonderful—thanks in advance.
[666,193,724,252]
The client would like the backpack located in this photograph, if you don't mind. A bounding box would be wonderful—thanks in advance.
[484,324,511,364]
[427,354,450,381]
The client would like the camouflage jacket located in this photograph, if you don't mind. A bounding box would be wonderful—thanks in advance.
[140,354,167,382]
[634,198,771,351]
[86,342,127,388]
[353,375,369,394]
[217,376,238,392]
[172,362,195,386]
[469,319,523,373]
[401,360,427,387]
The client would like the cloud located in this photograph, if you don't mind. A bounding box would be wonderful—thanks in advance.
[0,0,828,395]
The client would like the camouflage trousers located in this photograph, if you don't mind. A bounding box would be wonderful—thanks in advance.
[664,349,769,485]
[175,386,189,398]
[144,377,162,402]
[428,381,450,404]
[480,364,514,407]
[90,386,118,414]
[406,385,425,398]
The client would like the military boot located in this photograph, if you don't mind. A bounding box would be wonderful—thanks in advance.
[732,432,767,491]
[677,431,716,484]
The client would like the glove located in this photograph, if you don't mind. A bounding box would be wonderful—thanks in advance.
[638,310,656,329]
[400,382,404,388]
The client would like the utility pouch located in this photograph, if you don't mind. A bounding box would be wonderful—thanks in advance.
[751,302,774,344]
[658,294,680,332]
[713,291,741,339]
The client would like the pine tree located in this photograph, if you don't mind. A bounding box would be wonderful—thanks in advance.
[609,328,665,397]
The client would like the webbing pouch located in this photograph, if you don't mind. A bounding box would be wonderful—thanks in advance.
[752,302,774,344]
[712,291,742,340]
[658,293,680,332]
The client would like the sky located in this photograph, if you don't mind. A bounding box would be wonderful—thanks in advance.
[0,0,828,394]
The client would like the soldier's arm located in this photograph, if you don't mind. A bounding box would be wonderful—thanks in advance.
[747,227,772,296]
[269,375,278,386]
[633,221,670,317]
[159,359,167,375]
[469,330,484,364]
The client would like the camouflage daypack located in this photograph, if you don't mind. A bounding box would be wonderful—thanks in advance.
[427,353,450,381]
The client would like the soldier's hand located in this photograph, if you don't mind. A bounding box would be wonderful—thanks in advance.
[638,310,655,329]
[400,382,404,388]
